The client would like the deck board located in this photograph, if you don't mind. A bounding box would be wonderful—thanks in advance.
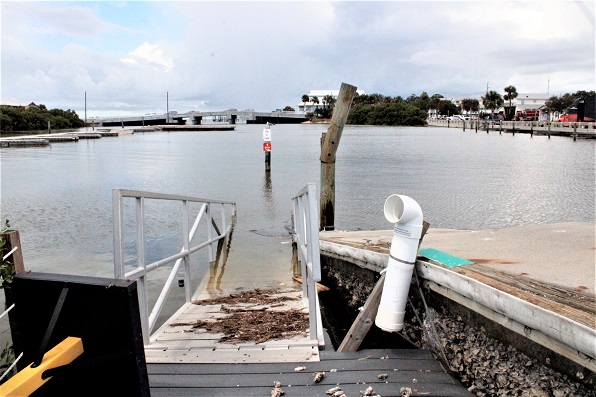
[148,349,472,396]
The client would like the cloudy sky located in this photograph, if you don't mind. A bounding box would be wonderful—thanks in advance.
[1,1,594,117]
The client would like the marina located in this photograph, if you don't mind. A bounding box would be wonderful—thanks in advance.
[0,123,594,395]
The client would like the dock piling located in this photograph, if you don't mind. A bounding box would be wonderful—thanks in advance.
[319,82,357,231]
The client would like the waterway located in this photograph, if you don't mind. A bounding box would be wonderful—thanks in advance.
[1,124,594,329]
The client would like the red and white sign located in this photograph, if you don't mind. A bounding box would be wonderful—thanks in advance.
[263,142,272,152]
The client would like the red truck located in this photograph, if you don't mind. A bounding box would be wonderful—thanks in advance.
[558,96,595,122]
[513,109,539,121]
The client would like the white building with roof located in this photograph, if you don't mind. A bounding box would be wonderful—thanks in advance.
[298,89,366,113]
[514,93,549,111]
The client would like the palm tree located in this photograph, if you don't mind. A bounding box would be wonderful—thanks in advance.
[301,94,309,112]
[503,85,518,120]
[482,90,504,116]
[311,96,320,111]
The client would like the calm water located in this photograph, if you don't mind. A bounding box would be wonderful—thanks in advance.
[1,124,594,296]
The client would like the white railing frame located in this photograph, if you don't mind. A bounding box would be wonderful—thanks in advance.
[291,183,325,349]
[112,188,236,344]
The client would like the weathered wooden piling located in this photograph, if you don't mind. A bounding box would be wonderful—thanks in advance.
[319,83,357,231]
[1,230,25,275]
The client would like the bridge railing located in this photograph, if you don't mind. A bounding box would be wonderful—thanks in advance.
[291,183,325,349]
[112,189,236,345]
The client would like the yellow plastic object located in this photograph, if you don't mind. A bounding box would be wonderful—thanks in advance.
[0,336,84,396]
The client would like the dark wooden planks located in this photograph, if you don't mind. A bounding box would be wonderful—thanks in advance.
[150,383,473,397]
[148,349,472,397]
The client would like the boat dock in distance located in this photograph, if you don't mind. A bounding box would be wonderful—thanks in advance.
[0,125,235,147]
[428,119,596,138]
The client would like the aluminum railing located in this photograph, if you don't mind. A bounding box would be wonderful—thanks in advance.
[291,183,325,349]
[112,189,236,344]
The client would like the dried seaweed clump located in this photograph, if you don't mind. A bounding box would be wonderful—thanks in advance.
[172,288,309,344]
[192,288,299,306]
[175,308,308,344]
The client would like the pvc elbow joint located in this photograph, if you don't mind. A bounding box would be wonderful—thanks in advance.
[384,194,423,239]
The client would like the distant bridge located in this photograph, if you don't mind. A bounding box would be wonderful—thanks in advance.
[92,110,307,127]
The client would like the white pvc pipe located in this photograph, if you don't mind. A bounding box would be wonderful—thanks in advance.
[375,194,423,332]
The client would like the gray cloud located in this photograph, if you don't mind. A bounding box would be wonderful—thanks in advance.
[1,1,594,117]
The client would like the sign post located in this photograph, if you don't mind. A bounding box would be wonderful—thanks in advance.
[263,124,272,172]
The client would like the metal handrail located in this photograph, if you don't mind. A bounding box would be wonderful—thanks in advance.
[112,189,236,344]
[291,183,325,349]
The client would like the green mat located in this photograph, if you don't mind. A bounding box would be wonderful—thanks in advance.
[418,248,474,268]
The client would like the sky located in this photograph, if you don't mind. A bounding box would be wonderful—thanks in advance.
[1,1,595,117]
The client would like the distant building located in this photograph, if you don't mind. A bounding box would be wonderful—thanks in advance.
[514,93,549,111]
[298,89,366,113]
[508,93,549,121]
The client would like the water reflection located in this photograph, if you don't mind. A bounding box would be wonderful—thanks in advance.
[205,227,234,296]
[262,170,275,219]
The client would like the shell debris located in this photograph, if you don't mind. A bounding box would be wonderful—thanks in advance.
[294,366,306,372]
[271,386,285,397]
[313,371,326,383]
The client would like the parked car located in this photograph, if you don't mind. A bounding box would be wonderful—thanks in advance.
[485,114,504,123]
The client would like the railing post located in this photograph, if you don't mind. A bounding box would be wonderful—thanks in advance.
[182,200,191,303]
[220,204,227,236]
[306,183,321,281]
[135,197,149,344]
[207,203,214,262]
[112,189,125,279]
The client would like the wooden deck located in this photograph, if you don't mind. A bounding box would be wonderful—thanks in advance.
[145,288,320,364]
[148,348,472,396]
[144,284,472,396]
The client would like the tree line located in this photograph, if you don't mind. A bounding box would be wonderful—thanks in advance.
[300,87,595,126]
[0,104,86,132]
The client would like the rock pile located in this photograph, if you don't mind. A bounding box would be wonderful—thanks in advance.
[412,307,595,397]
